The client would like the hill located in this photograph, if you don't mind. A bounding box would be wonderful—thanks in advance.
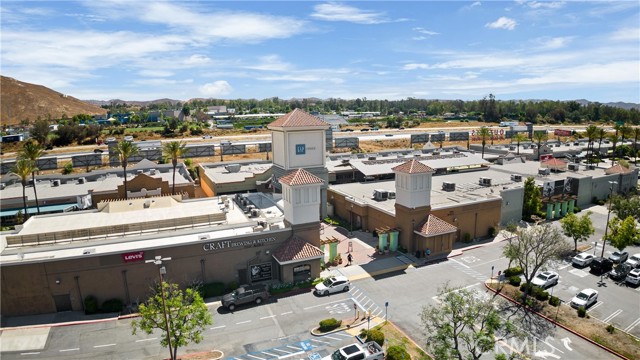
[0,76,107,126]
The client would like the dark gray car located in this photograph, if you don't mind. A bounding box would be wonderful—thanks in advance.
[221,284,270,311]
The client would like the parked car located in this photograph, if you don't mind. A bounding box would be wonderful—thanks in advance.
[624,253,640,268]
[385,134,393,137]
[609,263,634,281]
[220,139,232,145]
[625,268,640,286]
[531,271,559,289]
[589,257,614,275]
[202,135,213,139]
[221,284,270,311]
[314,276,350,296]
[344,129,354,132]
[106,137,116,142]
[572,253,595,267]
[360,128,369,132]
[570,288,598,309]
[124,135,134,141]
[322,341,384,360]
[609,251,629,264]
[93,149,104,154]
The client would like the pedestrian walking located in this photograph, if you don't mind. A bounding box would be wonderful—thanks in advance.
[425,248,431,257]
[347,253,353,266]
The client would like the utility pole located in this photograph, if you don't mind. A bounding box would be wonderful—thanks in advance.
[600,181,617,259]
[146,256,173,360]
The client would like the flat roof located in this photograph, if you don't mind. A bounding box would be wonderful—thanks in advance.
[201,162,272,185]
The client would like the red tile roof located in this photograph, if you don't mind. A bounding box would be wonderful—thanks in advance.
[268,108,329,128]
[418,214,457,236]
[273,236,324,264]
[541,158,567,166]
[391,159,434,174]
[279,168,324,186]
[605,164,633,174]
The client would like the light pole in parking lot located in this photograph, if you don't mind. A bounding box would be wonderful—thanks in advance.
[600,181,617,259]
[146,255,173,360]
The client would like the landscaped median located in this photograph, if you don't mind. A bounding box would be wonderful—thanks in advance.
[485,280,640,360]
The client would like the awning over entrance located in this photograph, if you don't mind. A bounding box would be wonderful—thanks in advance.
[417,214,457,236]
[272,236,323,266]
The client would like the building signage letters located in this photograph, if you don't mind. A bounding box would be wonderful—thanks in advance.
[202,237,276,252]
[122,251,145,263]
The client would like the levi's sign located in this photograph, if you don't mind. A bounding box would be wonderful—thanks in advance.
[122,251,144,263]
[203,237,276,251]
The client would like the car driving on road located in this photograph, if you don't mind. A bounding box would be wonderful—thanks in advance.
[314,276,350,296]
[572,253,595,267]
[570,288,598,309]
[532,271,559,289]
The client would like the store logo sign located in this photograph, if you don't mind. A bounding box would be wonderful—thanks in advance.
[295,144,306,155]
[122,251,144,263]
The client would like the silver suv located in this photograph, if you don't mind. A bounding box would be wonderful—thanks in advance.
[221,284,270,311]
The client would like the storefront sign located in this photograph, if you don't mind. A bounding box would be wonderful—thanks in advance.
[122,251,144,263]
[202,237,276,252]
[250,262,272,282]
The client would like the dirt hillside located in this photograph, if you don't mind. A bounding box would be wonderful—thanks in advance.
[1,76,107,126]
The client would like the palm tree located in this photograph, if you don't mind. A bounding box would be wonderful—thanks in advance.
[608,133,619,166]
[596,127,606,159]
[10,159,36,223]
[533,131,548,160]
[512,133,527,155]
[162,141,187,195]
[114,141,139,199]
[632,127,640,164]
[18,141,44,214]
[619,125,632,159]
[478,127,491,159]
[584,125,598,166]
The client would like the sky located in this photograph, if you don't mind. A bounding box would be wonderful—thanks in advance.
[1,1,639,103]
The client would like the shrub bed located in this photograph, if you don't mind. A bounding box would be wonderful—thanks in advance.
[101,298,123,313]
[318,318,341,332]
[386,345,411,360]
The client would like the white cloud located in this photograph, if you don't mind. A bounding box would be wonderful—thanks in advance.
[245,55,292,71]
[138,70,174,77]
[412,36,427,41]
[471,2,482,8]
[413,27,439,36]
[311,3,388,24]
[199,81,232,96]
[610,27,640,42]
[525,1,565,9]
[531,36,574,50]
[132,78,194,86]
[485,17,517,30]
[403,63,430,70]
[184,55,212,66]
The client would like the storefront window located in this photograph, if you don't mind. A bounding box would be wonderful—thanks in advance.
[293,264,311,282]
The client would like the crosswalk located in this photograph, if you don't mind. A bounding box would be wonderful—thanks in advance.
[449,258,488,282]
[350,285,384,318]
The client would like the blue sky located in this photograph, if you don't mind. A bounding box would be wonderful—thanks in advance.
[1,1,639,103]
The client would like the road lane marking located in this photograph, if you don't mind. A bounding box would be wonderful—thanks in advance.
[303,299,347,310]
[94,344,116,348]
[60,348,79,352]
[624,318,640,332]
[471,257,504,268]
[245,354,265,360]
[602,309,623,323]
[278,351,305,359]
[210,325,226,330]
[236,320,252,325]
[280,311,293,315]
[450,258,470,269]
[136,337,158,342]
[558,263,572,270]
[20,352,41,355]
[260,315,276,319]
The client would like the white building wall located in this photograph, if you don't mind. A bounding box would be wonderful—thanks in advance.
[394,173,432,209]
[272,131,286,168]
[283,184,321,224]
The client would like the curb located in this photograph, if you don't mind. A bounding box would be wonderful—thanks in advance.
[484,282,630,360]
[310,319,367,336]
[0,315,121,331]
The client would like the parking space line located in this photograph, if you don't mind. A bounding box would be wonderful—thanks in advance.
[210,325,226,330]
[245,354,265,360]
[59,348,79,352]
[260,315,276,319]
[280,311,293,315]
[310,338,332,344]
[236,320,252,325]
[334,332,353,337]
[323,335,342,341]
[278,351,305,359]
[450,258,470,269]
[558,263,572,270]
[602,309,623,323]
[303,299,346,310]
[587,301,604,312]
[20,352,41,355]
[94,344,116,348]
[135,337,157,342]
[351,289,362,296]
[286,345,302,351]
[624,318,640,332]
[262,352,278,357]
[271,348,291,354]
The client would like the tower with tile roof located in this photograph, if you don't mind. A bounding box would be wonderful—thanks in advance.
[278,168,325,245]
[392,159,435,251]
[268,109,331,219]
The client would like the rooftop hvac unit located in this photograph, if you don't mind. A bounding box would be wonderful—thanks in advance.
[373,189,389,201]
[341,159,350,164]
[225,164,241,173]
[150,169,156,175]
[137,169,144,174]
[251,209,259,217]
[510,174,522,182]
[368,156,377,161]
[270,224,280,230]
[388,191,396,199]
[538,168,551,175]
[479,177,492,186]
[568,163,580,171]
[52,179,61,187]
[442,182,456,191]
[78,177,86,184]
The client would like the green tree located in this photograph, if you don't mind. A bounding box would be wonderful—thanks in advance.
[113,141,139,199]
[560,211,595,252]
[605,216,639,250]
[611,194,640,222]
[31,119,50,146]
[596,127,607,159]
[131,282,213,360]
[421,283,522,360]
[18,141,44,214]
[608,133,619,165]
[503,224,570,296]
[9,159,37,223]
[162,141,187,195]
[478,127,491,159]
[584,125,598,166]
[522,177,542,220]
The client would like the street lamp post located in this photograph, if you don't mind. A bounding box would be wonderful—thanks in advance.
[600,181,617,259]
[146,256,173,360]
[349,204,354,237]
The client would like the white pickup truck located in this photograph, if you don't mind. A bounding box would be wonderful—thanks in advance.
[323,341,384,360]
